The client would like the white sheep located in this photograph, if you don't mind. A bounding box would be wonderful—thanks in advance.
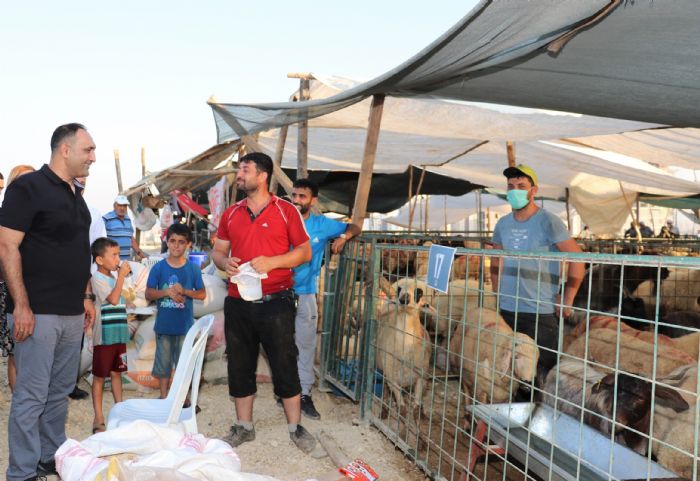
[392,277,497,338]
[564,326,695,378]
[448,308,539,404]
[375,292,433,434]
[660,268,700,312]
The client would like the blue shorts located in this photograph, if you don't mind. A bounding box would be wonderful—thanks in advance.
[152,333,185,378]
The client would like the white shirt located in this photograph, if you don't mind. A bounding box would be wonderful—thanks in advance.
[88,203,107,245]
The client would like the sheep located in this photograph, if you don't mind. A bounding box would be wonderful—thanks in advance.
[565,316,700,363]
[659,268,700,313]
[416,253,481,281]
[375,290,433,438]
[652,405,700,478]
[392,278,497,338]
[571,264,668,326]
[659,311,700,338]
[563,323,695,378]
[543,359,688,455]
[448,308,539,405]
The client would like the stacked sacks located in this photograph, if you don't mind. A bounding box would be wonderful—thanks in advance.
[194,274,227,318]
[122,316,159,392]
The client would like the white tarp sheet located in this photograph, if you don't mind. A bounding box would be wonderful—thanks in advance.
[255,76,700,201]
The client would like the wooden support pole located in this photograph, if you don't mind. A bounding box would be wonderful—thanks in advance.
[407,166,414,232]
[141,147,146,178]
[351,94,385,227]
[114,149,123,193]
[565,187,572,234]
[619,181,642,241]
[270,125,288,194]
[506,141,516,167]
[297,78,309,180]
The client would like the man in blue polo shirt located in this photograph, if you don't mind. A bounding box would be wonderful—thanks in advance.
[291,179,361,419]
[103,195,145,260]
[490,164,584,381]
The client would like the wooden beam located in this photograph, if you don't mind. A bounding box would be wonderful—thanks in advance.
[297,78,309,179]
[167,168,237,176]
[506,141,516,167]
[565,187,572,234]
[287,72,314,80]
[141,147,146,178]
[270,125,288,194]
[351,94,385,227]
[114,149,124,193]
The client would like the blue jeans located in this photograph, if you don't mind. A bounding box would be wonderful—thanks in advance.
[151,333,185,378]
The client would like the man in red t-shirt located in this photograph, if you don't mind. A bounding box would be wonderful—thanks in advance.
[211,152,315,454]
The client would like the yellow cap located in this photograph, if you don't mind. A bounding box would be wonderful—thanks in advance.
[503,164,538,186]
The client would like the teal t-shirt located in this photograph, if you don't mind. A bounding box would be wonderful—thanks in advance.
[146,259,204,335]
[492,209,570,314]
[293,214,347,295]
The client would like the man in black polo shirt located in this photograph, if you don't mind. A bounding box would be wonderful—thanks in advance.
[0,123,96,481]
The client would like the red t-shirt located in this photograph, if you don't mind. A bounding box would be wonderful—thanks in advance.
[217,195,309,297]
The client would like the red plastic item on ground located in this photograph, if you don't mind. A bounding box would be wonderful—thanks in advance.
[338,459,378,481]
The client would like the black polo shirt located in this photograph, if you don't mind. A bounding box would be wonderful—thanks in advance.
[0,164,91,315]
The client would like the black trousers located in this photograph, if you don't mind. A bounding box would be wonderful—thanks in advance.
[499,309,561,383]
[224,294,300,398]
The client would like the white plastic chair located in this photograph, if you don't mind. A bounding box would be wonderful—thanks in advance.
[107,314,214,434]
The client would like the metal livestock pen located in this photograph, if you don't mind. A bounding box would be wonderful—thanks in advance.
[318,235,700,481]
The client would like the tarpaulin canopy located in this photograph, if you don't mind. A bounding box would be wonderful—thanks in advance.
[254,76,700,201]
[277,167,481,215]
[382,193,569,231]
[123,141,239,207]
[210,0,700,138]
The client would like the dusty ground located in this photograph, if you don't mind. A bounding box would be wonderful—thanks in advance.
[0,355,429,481]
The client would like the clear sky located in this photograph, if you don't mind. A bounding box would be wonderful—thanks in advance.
[0,0,478,213]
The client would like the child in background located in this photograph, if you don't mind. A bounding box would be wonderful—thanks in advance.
[90,237,132,433]
[146,223,205,399]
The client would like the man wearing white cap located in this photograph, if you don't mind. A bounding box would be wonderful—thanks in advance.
[103,195,145,260]
[490,164,584,380]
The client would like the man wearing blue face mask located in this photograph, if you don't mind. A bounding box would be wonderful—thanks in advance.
[490,164,584,381]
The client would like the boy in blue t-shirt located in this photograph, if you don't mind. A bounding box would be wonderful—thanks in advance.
[90,237,132,433]
[146,223,205,398]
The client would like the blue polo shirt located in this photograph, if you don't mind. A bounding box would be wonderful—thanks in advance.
[293,214,347,295]
[103,210,134,260]
[492,209,570,314]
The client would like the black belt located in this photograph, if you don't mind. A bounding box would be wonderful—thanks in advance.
[250,289,295,304]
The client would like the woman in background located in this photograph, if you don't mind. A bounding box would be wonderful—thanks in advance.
[0,164,36,391]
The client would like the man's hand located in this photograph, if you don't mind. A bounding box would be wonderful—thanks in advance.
[331,237,347,255]
[250,256,275,274]
[84,299,95,332]
[224,257,241,277]
[12,305,35,342]
[555,293,573,320]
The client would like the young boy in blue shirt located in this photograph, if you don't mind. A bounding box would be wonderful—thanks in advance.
[145,223,206,399]
[90,237,132,433]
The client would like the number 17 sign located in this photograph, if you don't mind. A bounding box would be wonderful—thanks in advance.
[426,244,456,293]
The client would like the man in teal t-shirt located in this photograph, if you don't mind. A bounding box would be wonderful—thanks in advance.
[490,164,584,380]
[291,179,361,419]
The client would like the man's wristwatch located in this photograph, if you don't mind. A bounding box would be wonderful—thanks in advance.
[84,293,96,302]
[339,233,348,240]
